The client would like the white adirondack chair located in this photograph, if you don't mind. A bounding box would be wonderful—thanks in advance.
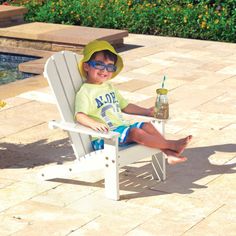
[42,50,166,200]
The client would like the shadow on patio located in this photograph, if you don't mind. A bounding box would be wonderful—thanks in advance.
[1,140,235,200]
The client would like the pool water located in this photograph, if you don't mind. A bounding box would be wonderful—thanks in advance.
[0,53,40,85]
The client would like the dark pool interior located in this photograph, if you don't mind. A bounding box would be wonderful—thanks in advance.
[0,53,40,85]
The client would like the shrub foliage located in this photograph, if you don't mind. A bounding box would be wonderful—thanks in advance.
[6,0,236,43]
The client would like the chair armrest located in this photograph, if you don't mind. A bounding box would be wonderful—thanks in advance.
[123,114,165,134]
[122,113,166,123]
[132,115,161,123]
[48,120,119,139]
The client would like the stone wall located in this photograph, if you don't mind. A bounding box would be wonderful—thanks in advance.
[0,37,85,54]
[0,5,28,27]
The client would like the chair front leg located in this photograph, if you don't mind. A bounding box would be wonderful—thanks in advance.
[104,137,120,200]
[151,120,166,181]
[152,152,166,181]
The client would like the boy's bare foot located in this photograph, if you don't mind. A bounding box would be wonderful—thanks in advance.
[167,155,187,165]
[171,135,192,154]
[161,149,179,157]
[162,149,187,165]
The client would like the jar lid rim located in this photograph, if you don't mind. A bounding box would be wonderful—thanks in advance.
[156,88,168,94]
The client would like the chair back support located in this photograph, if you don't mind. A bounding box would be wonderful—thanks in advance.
[44,51,92,157]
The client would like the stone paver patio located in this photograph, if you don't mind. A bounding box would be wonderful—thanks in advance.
[0,33,236,235]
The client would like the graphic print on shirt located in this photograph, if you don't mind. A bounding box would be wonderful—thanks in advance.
[95,91,123,129]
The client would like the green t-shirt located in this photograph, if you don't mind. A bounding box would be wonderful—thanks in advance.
[75,82,129,130]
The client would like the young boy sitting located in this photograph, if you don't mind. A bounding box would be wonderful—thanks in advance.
[75,40,192,164]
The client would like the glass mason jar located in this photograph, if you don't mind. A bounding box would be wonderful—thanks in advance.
[154,88,169,119]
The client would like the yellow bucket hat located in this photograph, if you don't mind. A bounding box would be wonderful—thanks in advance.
[78,40,123,80]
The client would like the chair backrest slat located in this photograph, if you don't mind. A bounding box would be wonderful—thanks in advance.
[63,51,82,91]
[44,51,92,157]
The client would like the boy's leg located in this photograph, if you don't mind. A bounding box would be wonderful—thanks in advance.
[126,123,191,153]
[125,122,192,164]
[141,122,192,154]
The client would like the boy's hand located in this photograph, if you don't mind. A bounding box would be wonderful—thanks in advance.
[122,104,155,117]
[76,112,109,132]
[90,121,109,133]
[147,107,155,117]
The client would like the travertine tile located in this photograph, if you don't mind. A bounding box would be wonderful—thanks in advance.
[119,90,151,103]
[168,111,236,134]
[111,74,136,83]
[69,194,160,235]
[135,72,165,83]
[115,79,154,92]
[131,64,164,75]
[127,189,220,229]
[190,73,231,88]
[17,90,56,104]
[0,178,16,189]
[68,214,148,236]
[125,215,198,236]
[135,97,156,108]
[3,200,99,236]
[0,215,29,235]
[66,191,161,224]
[124,57,150,68]
[197,100,236,115]
[183,166,236,204]
[198,61,233,72]
[134,78,186,98]
[216,65,236,75]
[0,182,57,212]
[0,101,59,137]
[143,54,176,67]
[183,204,236,236]
[31,181,100,207]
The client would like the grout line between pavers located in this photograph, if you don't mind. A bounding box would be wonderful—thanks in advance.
[0,122,46,141]
[123,221,146,235]
[64,188,102,208]
[180,204,226,236]
[0,184,63,214]
[65,215,101,236]
[194,92,228,110]
[216,74,236,83]
[122,208,164,236]
[219,122,236,130]
[0,100,33,112]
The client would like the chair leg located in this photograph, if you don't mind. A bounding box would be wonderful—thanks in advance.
[152,152,166,181]
[104,138,120,200]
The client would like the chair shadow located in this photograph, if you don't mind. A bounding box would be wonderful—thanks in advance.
[116,43,143,53]
[0,138,75,169]
[1,139,235,200]
[52,143,236,200]
[120,143,236,199]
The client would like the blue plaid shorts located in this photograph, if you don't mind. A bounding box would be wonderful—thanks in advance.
[91,122,145,151]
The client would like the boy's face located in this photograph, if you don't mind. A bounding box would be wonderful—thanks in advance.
[83,52,115,84]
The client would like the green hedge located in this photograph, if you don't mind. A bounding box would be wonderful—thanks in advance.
[9,0,236,43]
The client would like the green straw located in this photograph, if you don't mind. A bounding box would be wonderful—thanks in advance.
[161,75,166,88]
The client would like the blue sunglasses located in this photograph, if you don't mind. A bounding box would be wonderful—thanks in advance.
[87,60,117,72]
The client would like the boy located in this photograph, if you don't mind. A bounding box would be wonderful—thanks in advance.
[75,40,192,164]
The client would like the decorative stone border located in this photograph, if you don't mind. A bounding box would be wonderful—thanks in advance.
[0,22,128,52]
[0,37,84,53]
[0,5,28,27]
[0,37,124,53]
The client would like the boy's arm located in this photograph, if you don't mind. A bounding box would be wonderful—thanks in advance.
[122,103,154,117]
[76,112,109,132]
